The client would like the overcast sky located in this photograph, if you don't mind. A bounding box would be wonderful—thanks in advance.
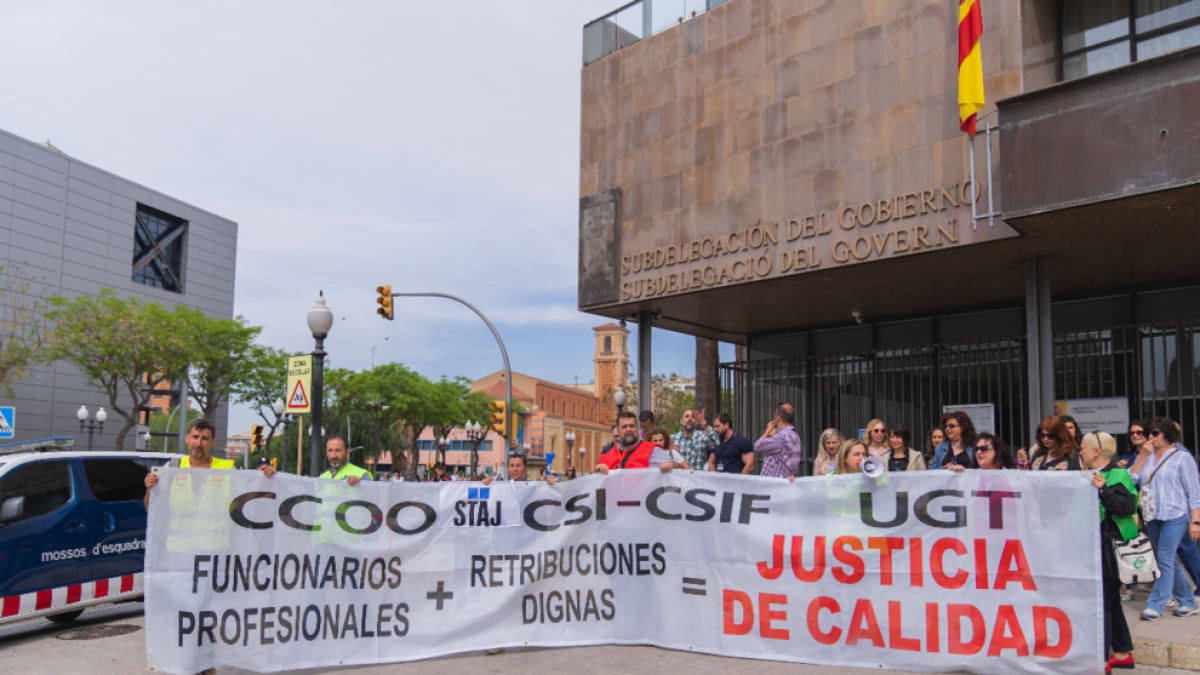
[0,0,734,433]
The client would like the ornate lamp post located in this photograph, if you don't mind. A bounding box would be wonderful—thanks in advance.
[465,421,486,477]
[565,431,576,472]
[438,435,450,467]
[614,390,627,415]
[77,405,107,452]
[307,293,334,477]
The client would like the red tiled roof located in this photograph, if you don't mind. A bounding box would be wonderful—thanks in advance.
[481,381,533,400]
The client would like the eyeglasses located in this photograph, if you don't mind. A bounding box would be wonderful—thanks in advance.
[1129,430,1144,437]
[945,423,960,429]
[1037,432,1056,440]
[1149,430,1163,437]
[975,446,994,453]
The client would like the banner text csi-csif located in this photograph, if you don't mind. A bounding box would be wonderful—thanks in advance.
[145,469,1102,675]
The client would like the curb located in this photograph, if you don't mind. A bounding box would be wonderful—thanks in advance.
[1135,637,1200,670]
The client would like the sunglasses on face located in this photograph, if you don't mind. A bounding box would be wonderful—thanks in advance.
[1037,433,1056,440]
[975,446,994,453]
[1149,430,1163,437]
[1129,430,1144,436]
[945,423,959,429]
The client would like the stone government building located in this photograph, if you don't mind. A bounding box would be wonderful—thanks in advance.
[577,0,1200,473]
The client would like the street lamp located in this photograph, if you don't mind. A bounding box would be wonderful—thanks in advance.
[307,293,334,478]
[438,435,449,465]
[565,431,576,472]
[77,405,107,452]
[614,390,627,414]
[465,421,486,477]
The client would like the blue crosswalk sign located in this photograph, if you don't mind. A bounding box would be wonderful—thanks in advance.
[0,408,13,439]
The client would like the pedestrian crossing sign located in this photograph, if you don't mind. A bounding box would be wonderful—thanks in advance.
[0,408,13,439]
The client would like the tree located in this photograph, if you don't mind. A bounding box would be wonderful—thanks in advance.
[232,345,295,462]
[180,310,261,422]
[44,289,196,451]
[0,264,55,399]
[620,374,694,434]
[695,336,719,419]
[349,364,426,478]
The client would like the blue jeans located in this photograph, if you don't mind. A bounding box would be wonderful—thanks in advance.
[1147,516,1199,614]
[1177,533,1200,595]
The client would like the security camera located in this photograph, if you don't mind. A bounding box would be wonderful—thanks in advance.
[852,310,864,325]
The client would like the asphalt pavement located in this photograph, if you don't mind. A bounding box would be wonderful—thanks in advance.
[0,602,1189,675]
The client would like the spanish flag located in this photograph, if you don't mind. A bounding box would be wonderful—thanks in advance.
[958,0,985,135]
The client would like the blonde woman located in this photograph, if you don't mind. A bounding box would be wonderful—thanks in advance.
[865,418,889,456]
[834,439,869,475]
[813,428,842,476]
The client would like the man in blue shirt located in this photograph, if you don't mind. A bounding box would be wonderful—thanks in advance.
[707,412,754,474]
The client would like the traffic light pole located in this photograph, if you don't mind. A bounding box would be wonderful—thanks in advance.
[390,292,511,479]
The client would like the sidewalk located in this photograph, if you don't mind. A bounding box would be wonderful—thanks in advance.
[1127,586,1200,670]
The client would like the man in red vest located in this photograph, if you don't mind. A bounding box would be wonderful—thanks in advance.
[597,411,683,474]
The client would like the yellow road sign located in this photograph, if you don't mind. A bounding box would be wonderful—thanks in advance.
[286,355,313,414]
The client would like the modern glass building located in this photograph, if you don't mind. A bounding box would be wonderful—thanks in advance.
[576,0,1200,473]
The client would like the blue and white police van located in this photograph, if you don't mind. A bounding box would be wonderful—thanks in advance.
[0,438,181,626]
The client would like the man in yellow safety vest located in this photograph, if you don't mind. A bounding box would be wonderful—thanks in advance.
[318,434,372,484]
[143,417,277,510]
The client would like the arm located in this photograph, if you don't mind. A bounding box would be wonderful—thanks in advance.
[1128,445,1152,479]
[1098,481,1138,518]
[759,419,779,440]
[143,472,158,512]
[740,454,754,474]
[910,451,926,471]
[753,433,786,457]
[707,453,717,472]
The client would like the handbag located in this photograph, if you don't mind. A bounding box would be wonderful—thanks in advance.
[1114,533,1161,585]
[1139,448,1180,522]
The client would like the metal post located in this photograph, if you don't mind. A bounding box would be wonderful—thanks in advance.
[638,310,652,418]
[176,371,188,456]
[1025,257,1054,443]
[280,417,288,474]
[310,334,327,478]
[391,292,513,479]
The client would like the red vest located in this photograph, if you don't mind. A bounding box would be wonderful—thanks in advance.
[598,441,658,470]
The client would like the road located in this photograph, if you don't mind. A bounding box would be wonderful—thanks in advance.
[0,602,1187,675]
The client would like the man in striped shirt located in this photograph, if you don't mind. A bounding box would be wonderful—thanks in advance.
[753,403,801,478]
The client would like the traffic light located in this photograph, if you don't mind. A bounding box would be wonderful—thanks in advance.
[251,424,264,450]
[376,285,394,320]
[489,400,507,436]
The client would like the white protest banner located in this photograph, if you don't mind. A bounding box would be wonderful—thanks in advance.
[145,469,1102,675]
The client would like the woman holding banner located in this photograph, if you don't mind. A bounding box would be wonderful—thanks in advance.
[833,439,868,475]
[1030,416,1082,471]
[931,411,977,469]
[1080,431,1137,669]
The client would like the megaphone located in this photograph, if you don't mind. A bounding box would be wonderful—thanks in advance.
[862,455,885,478]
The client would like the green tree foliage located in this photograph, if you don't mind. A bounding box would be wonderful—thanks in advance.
[180,311,261,422]
[0,265,55,399]
[44,289,196,451]
[146,407,203,453]
[232,345,297,461]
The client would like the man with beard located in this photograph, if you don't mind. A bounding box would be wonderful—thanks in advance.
[596,411,682,473]
[671,408,718,472]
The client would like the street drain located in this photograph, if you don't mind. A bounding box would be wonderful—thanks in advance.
[57,624,142,641]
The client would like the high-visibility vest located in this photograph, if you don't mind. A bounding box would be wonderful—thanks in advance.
[166,456,236,553]
[319,463,373,481]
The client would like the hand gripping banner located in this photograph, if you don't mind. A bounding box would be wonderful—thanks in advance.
[145,469,1103,674]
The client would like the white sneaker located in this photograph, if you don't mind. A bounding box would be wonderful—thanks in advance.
[1176,605,1200,617]
[1168,597,1180,607]
[1121,594,1133,601]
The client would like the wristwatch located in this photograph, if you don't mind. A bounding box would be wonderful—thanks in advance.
[1191,521,1200,526]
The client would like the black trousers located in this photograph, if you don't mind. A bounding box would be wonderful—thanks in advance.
[1104,558,1134,655]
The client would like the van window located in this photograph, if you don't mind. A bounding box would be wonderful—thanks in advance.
[0,461,72,525]
[83,459,149,503]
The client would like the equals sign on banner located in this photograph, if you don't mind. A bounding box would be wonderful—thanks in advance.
[682,577,706,596]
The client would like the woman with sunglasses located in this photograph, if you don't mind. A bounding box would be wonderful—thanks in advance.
[931,411,977,469]
[1121,420,1151,472]
[1131,417,1200,621]
[1029,415,1081,471]
[864,419,889,457]
[946,433,1014,472]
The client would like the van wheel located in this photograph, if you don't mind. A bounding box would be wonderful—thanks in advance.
[46,610,84,624]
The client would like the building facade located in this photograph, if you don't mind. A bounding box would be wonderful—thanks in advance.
[1,128,238,452]
[578,0,1200,473]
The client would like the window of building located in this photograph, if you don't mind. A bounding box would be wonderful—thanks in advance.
[132,203,187,293]
[83,459,148,503]
[573,403,577,417]
[0,461,72,525]
[1061,0,1200,80]
[604,336,612,352]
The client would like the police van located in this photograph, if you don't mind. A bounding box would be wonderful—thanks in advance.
[0,438,182,626]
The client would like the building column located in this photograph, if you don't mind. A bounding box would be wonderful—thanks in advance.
[638,310,652,416]
[1025,257,1054,441]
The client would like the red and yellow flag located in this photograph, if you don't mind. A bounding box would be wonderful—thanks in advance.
[958,0,985,135]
